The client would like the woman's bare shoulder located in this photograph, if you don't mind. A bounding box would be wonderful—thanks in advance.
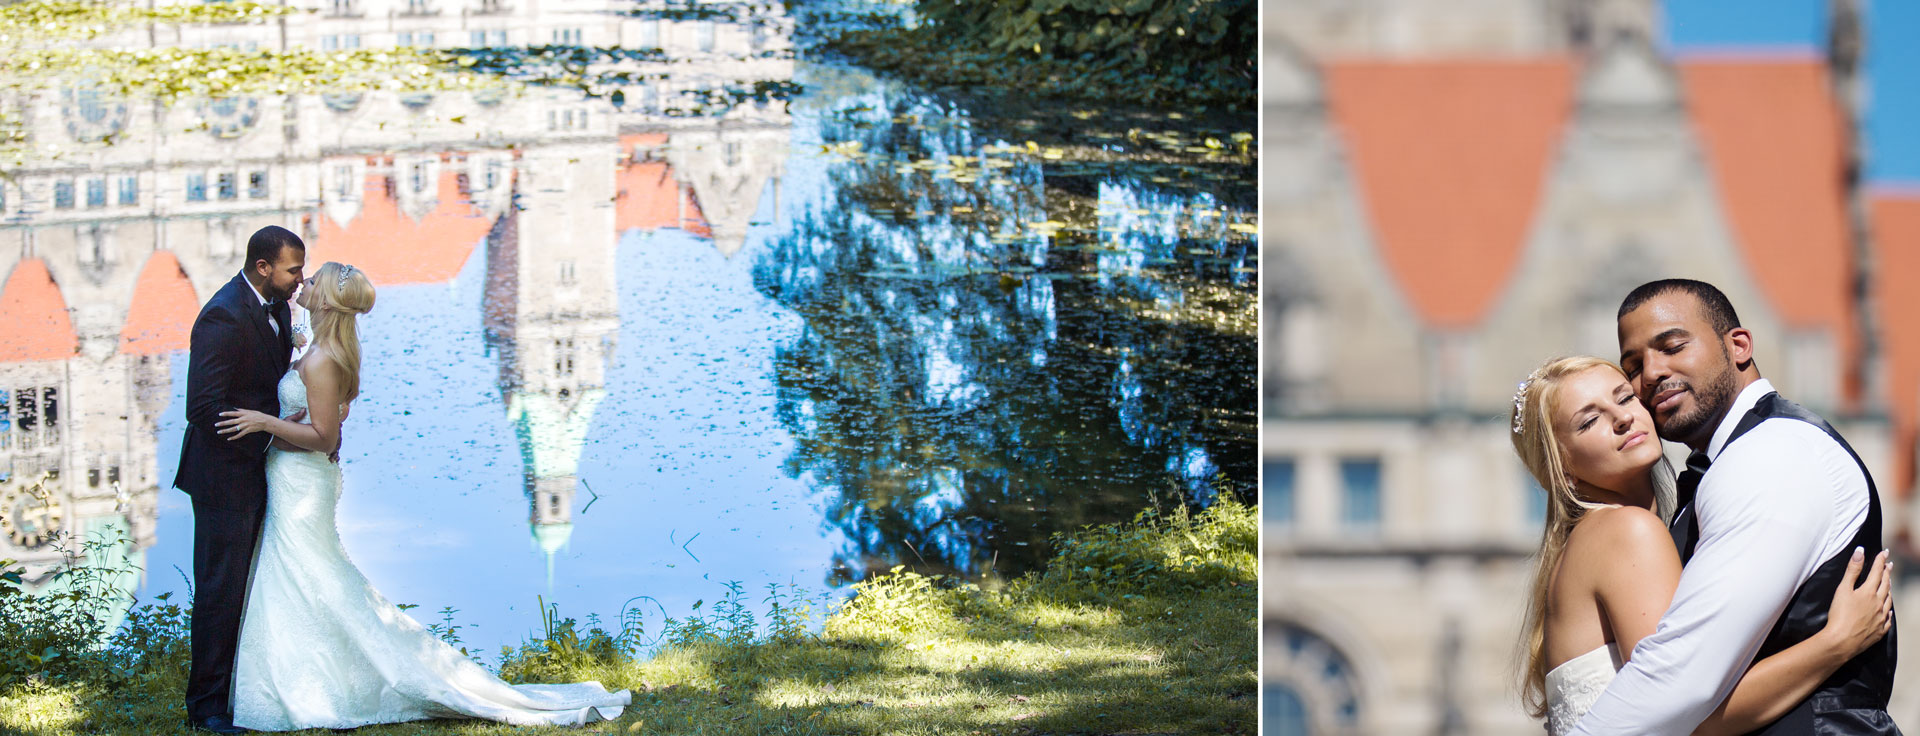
[1564,505,1679,579]
[297,346,345,386]
[1563,505,1670,563]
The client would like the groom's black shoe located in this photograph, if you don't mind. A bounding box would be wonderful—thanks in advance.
[186,715,251,733]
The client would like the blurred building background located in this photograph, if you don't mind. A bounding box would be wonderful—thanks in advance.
[1261,0,1920,733]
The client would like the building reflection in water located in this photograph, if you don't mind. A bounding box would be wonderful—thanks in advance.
[0,0,1254,644]
[0,0,794,616]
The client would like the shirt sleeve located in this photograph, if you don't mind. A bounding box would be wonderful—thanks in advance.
[1568,423,1836,736]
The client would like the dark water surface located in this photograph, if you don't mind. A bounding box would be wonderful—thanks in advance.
[0,1,1255,659]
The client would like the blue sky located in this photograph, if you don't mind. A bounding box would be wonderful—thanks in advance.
[1665,0,1920,186]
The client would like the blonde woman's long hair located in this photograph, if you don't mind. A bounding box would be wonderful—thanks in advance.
[1511,356,1675,718]
[305,262,376,402]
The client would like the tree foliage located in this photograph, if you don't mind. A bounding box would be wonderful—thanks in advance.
[823,0,1254,109]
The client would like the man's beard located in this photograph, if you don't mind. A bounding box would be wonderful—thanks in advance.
[1656,357,1738,443]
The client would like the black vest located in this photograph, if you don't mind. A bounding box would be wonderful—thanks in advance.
[1671,393,1899,736]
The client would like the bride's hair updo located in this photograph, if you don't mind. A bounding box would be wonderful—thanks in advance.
[307,262,376,401]
[1509,356,1675,719]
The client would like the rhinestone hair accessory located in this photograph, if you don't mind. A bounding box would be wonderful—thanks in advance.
[337,264,355,291]
[1512,368,1544,434]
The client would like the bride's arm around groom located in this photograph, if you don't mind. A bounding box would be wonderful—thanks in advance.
[1568,442,1841,735]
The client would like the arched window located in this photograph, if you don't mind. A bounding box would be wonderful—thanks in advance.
[1264,620,1364,735]
[1265,683,1309,736]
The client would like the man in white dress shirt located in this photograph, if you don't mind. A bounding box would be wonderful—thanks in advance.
[1569,279,1898,735]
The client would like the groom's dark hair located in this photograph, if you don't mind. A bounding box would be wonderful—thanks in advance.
[246,225,305,268]
[1617,279,1743,336]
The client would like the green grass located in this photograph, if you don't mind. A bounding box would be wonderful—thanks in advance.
[0,499,1255,735]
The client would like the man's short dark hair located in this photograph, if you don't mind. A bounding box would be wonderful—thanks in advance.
[246,225,305,268]
[1617,279,1743,336]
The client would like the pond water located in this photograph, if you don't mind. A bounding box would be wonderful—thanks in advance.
[0,0,1256,660]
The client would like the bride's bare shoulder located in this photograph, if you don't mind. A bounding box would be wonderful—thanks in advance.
[1567,505,1668,551]
[296,347,346,388]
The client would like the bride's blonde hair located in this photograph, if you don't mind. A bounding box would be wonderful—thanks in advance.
[306,262,376,401]
[1510,356,1675,718]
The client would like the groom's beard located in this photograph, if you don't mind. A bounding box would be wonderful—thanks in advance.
[1651,365,1737,444]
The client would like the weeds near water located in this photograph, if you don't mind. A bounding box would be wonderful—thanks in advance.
[2,497,1257,734]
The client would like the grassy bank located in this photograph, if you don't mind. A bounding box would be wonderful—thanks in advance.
[1,498,1255,735]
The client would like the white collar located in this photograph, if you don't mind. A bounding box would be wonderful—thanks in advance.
[242,270,272,307]
[1705,377,1776,460]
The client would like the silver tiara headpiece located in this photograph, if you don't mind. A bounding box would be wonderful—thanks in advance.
[337,264,355,291]
[1512,368,1544,434]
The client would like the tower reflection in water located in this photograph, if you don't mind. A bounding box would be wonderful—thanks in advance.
[0,0,1256,652]
[0,0,797,631]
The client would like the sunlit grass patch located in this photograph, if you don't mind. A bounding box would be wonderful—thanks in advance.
[1,499,1254,735]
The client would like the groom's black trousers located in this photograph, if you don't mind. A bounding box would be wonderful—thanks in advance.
[186,496,267,722]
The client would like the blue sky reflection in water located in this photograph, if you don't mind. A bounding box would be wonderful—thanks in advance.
[3,7,1256,662]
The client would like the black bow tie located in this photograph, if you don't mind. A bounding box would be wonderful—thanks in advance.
[1677,449,1712,509]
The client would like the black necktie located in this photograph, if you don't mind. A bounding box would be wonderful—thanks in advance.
[1676,450,1711,509]
[1671,449,1712,561]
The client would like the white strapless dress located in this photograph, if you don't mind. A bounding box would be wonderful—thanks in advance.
[1545,642,1623,736]
[231,368,631,731]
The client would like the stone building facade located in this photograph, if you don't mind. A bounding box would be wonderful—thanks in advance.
[0,0,789,613]
[1263,1,1920,733]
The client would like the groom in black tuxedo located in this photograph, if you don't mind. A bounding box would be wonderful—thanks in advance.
[174,225,304,734]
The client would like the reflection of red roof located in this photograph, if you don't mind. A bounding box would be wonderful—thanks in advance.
[312,167,496,286]
[0,259,77,362]
[120,251,199,355]
[1873,192,1920,494]
[1325,59,1576,328]
[1680,55,1856,392]
[614,137,711,237]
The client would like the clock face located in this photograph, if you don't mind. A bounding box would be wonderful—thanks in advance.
[62,86,130,143]
[199,96,261,140]
[0,486,64,550]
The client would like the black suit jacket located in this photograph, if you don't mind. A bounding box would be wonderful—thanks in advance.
[172,272,292,512]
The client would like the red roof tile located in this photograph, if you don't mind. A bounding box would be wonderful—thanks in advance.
[615,158,711,236]
[311,166,497,286]
[120,250,199,356]
[1324,58,1577,328]
[1873,191,1920,497]
[1680,55,1856,392]
[0,259,77,363]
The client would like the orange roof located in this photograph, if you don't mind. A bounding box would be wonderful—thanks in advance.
[1679,55,1856,391]
[1324,59,1576,328]
[623,132,669,150]
[120,251,200,356]
[0,259,77,362]
[311,167,497,286]
[1873,191,1920,497]
[615,159,711,236]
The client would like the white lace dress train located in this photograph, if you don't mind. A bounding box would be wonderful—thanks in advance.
[231,369,630,731]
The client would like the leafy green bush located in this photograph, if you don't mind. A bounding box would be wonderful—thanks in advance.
[496,596,639,683]
[1038,493,1257,597]
[0,516,141,687]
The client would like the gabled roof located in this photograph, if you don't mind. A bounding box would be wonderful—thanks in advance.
[0,259,77,363]
[1679,54,1855,358]
[615,136,712,237]
[120,251,199,356]
[311,166,497,286]
[1872,191,1920,490]
[1324,59,1578,328]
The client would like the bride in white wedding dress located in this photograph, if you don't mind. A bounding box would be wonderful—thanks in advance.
[213,262,631,731]
[1507,357,1890,736]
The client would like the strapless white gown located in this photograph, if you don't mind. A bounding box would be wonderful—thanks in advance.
[1545,642,1623,736]
[231,368,631,731]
